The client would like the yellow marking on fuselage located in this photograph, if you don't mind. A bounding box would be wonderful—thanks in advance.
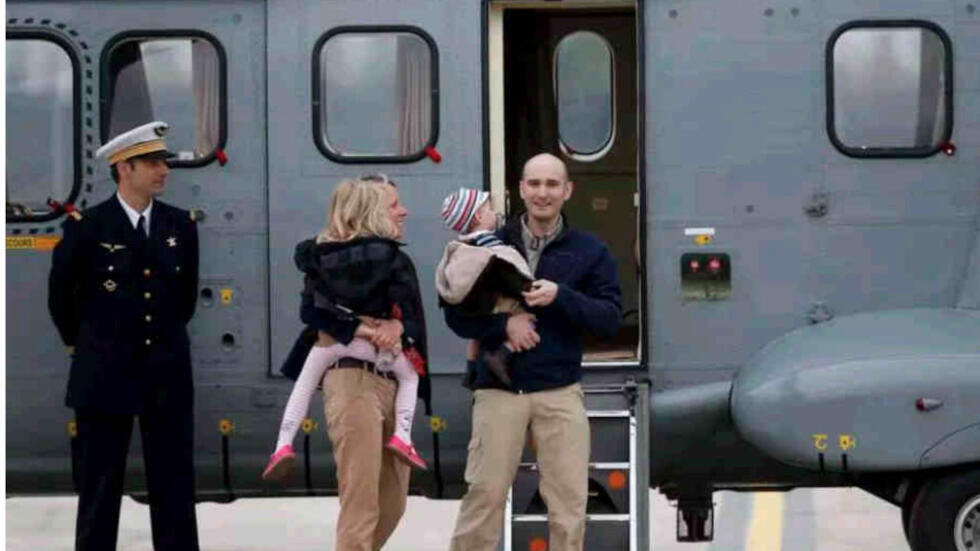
[6,236,60,251]
[746,492,784,551]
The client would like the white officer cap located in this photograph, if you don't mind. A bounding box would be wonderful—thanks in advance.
[95,121,176,165]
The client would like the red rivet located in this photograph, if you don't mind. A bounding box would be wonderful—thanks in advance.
[941,142,956,156]
[916,398,943,412]
[47,198,76,213]
[215,148,229,166]
[425,146,442,163]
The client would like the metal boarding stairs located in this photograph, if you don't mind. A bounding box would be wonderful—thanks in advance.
[502,380,650,551]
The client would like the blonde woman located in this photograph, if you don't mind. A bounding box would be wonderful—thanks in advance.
[264,176,429,497]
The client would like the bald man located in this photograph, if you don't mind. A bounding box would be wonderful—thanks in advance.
[444,153,622,551]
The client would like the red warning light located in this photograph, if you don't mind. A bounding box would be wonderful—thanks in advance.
[529,537,548,551]
[689,260,701,272]
[708,258,722,273]
[607,470,627,490]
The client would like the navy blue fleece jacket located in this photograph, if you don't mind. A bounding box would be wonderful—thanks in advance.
[444,216,622,392]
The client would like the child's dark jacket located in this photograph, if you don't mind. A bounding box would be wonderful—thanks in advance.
[280,237,431,413]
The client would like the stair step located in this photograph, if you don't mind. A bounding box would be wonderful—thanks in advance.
[512,514,631,522]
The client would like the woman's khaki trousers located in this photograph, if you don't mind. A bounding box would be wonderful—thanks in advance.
[324,368,411,551]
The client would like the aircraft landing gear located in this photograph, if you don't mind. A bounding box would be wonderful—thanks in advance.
[906,469,980,551]
[676,496,714,542]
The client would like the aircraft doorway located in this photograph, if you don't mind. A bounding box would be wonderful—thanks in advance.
[490,4,640,363]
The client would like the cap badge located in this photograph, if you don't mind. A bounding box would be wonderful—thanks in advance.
[153,125,167,137]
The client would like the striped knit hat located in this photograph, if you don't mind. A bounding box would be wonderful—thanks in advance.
[441,187,490,233]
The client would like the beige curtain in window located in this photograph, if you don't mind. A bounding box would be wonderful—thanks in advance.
[108,42,154,139]
[915,31,946,148]
[192,39,221,158]
[396,35,431,156]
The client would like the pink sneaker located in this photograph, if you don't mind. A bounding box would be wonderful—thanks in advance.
[385,435,427,471]
[261,445,296,481]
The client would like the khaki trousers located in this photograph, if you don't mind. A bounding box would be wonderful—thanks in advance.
[324,368,411,551]
[450,383,590,551]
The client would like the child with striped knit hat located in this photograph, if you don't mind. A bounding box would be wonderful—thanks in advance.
[435,188,535,387]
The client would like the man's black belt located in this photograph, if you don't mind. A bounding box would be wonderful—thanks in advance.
[331,358,397,382]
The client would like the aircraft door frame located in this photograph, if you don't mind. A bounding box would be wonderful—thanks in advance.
[486,0,648,368]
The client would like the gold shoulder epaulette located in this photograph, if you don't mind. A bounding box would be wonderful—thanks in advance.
[68,211,82,221]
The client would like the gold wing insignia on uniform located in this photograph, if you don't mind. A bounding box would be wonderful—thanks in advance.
[100,242,127,253]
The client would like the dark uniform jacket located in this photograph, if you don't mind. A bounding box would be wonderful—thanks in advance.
[444,215,622,393]
[48,196,199,415]
[279,237,431,414]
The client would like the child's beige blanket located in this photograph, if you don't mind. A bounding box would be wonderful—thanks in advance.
[435,240,533,310]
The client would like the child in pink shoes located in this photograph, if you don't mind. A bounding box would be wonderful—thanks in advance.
[262,319,427,481]
[263,180,430,481]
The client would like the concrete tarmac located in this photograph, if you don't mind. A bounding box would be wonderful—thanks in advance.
[5,488,908,550]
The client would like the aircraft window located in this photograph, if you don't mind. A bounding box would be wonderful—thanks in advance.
[828,22,952,157]
[102,33,226,166]
[314,28,438,162]
[6,38,78,221]
[555,31,615,161]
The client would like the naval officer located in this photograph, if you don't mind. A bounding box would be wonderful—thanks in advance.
[48,121,200,551]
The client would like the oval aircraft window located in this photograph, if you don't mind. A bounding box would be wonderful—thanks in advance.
[102,34,226,166]
[555,31,615,161]
[314,28,438,162]
[828,22,952,157]
[6,38,77,221]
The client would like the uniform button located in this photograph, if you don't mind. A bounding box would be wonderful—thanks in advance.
[108,265,114,272]
[145,338,152,346]
[176,266,181,272]
[145,315,152,322]
[144,292,152,300]
[143,268,151,277]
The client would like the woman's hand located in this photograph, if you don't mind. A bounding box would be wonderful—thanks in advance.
[370,318,403,351]
[353,316,378,340]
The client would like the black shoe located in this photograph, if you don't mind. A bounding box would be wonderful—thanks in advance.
[483,348,513,387]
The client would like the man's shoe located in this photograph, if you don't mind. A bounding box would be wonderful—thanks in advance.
[385,435,428,470]
[261,445,296,481]
[483,347,513,387]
